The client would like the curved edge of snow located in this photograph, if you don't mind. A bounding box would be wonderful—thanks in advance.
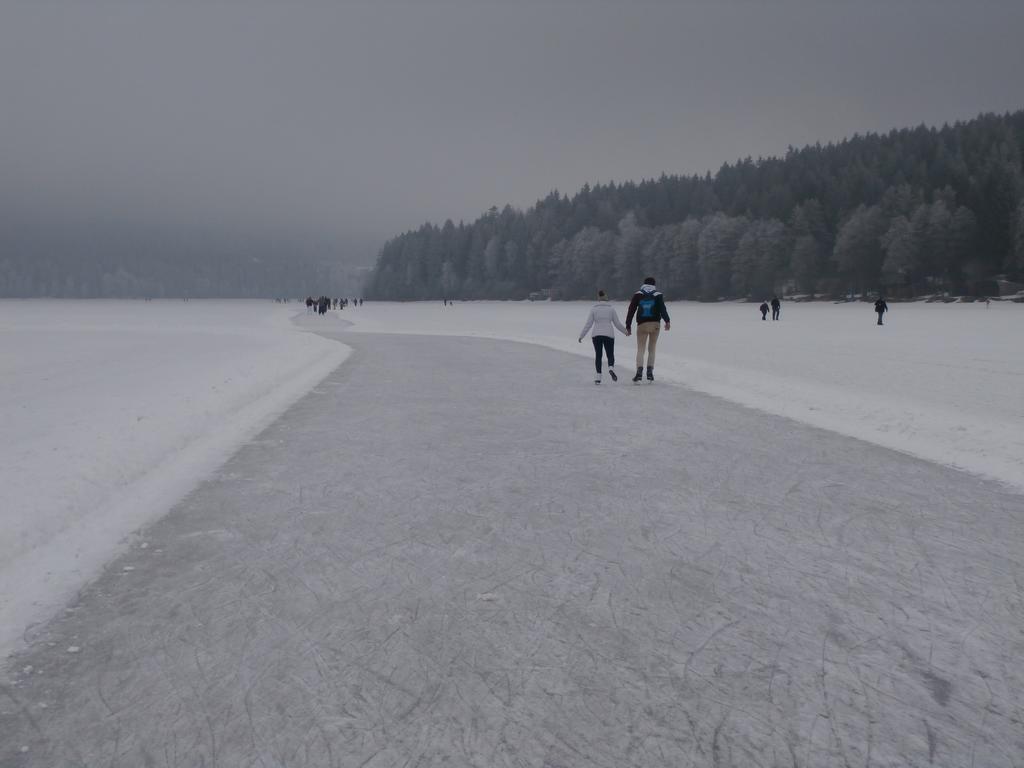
[0,315,350,660]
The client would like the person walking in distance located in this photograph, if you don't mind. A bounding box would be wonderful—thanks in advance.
[759,300,769,321]
[771,296,781,321]
[578,289,628,384]
[875,296,888,325]
[625,277,670,382]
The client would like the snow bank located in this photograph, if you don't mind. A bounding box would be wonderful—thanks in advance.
[346,300,1024,492]
[0,300,348,656]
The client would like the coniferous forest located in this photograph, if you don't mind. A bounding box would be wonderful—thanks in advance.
[366,111,1024,301]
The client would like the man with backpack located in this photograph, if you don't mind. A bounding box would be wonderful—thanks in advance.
[625,277,671,382]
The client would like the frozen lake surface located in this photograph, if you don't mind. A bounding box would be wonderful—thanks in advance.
[2,319,1022,767]
[3,299,1022,660]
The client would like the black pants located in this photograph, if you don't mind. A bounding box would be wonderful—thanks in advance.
[772,307,780,320]
[877,312,884,325]
[592,335,614,373]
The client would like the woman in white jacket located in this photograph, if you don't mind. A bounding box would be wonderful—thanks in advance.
[578,290,629,384]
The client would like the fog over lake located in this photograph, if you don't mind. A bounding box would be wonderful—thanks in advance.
[2,1,1023,287]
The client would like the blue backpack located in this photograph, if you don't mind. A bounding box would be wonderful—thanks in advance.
[638,296,658,320]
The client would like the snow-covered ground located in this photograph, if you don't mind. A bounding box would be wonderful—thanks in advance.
[3,298,1021,661]
[0,300,348,655]
[4,328,1022,766]
[347,300,1024,492]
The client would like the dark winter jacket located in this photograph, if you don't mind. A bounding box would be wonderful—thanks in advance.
[875,299,888,314]
[626,285,670,330]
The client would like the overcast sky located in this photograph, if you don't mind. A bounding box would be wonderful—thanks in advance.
[2,1,1023,263]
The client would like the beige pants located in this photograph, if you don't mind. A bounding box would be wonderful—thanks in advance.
[635,323,661,368]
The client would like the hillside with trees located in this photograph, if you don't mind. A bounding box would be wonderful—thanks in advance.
[366,110,1024,301]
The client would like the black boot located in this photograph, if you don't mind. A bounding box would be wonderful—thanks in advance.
[646,366,654,382]
[632,367,643,383]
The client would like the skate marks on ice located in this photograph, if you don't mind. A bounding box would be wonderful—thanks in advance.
[2,333,1024,767]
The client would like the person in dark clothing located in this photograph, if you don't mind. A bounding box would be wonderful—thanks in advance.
[759,301,769,321]
[875,297,888,325]
[771,296,781,321]
[625,277,671,382]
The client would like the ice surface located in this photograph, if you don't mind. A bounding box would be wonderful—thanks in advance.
[5,297,1020,660]
[346,300,1024,491]
[2,330,1021,766]
[0,300,348,655]
[3,298,1023,765]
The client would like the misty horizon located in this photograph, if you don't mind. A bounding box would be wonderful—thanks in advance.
[2,1,1023,281]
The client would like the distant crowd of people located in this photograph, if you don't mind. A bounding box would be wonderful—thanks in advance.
[305,296,364,315]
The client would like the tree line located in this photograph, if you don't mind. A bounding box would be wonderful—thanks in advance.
[366,110,1024,301]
